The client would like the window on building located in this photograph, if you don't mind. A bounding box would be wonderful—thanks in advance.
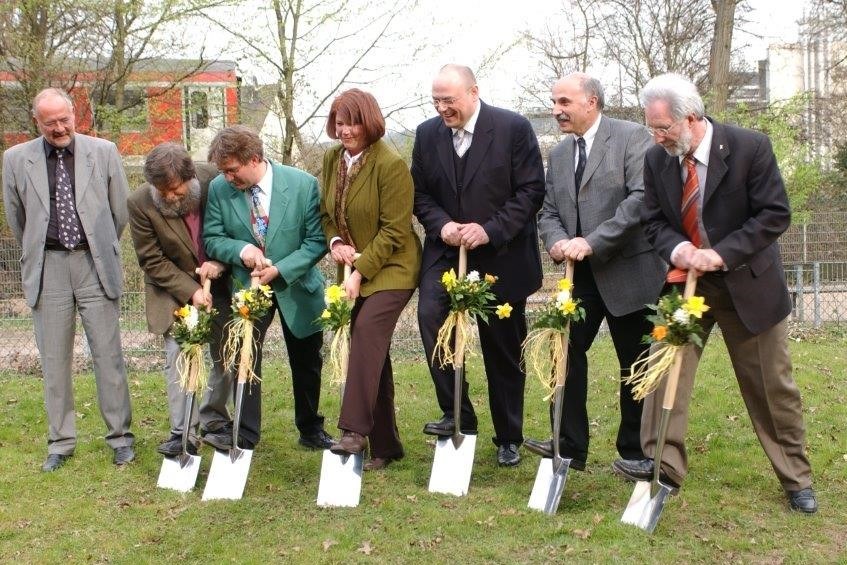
[190,90,209,129]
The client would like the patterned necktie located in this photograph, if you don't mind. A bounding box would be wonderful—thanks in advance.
[249,185,269,248]
[667,155,702,283]
[453,128,468,157]
[574,137,587,236]
[55,149,81,249]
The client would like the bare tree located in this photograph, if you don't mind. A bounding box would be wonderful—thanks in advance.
[201,0,427,167]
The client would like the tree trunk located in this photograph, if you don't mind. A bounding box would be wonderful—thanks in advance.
[708,0,738,115]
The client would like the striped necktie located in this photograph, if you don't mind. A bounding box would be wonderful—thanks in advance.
[667,155,701,283]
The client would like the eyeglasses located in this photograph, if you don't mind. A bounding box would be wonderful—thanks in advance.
[432,88,473,109]
[646,117,685,137]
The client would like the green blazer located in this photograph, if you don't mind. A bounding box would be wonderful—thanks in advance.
[320,139,422,295]
[203,161,327,338]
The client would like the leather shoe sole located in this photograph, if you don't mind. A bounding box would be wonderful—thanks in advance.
[42,453,71,472]
[612,458,679,495]
[522,439,586,470]
[330,431,367,455]
[422,418,477,437]
[787,487,818,514]
[113,446,135,466]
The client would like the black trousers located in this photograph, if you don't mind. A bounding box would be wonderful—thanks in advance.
[236,295,324,447]
[418,253,527,446]
[554,260,650,463]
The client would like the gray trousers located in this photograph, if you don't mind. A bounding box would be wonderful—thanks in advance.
[33,249,133,455]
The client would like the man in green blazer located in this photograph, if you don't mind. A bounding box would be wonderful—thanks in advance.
[203,125,332,450]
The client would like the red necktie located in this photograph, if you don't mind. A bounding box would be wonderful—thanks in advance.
[667,155,701,283]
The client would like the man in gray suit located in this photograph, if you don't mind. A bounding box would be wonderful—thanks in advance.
[527,73,665,471]
[2,88,134,471]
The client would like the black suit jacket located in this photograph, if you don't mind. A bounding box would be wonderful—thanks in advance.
[642,118,792,335]
[411,101,545,302]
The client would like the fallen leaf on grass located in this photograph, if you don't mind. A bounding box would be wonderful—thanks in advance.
[7,398,17,404]
[842,454,847,462]
[592,514,603,524]
[572,528,591,540]
[321,539,337,552]
[406,495,417,502]
[357,541,373,555]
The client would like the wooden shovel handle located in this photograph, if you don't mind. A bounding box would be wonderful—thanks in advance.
[661,269,698,410]
[554,259,576,388]
[458,245,468,278]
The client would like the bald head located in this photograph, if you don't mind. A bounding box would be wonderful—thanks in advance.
[432,63,480,129]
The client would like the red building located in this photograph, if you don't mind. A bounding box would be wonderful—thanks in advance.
[1,59,239,161]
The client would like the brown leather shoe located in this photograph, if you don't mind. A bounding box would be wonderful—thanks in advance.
[364,457,395,471]
[329,431,367,455]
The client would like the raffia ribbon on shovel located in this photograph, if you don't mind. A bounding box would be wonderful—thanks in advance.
[523,327,568,402]
[223,316,260,385]
[177,343,208,394]
[625,343,679,401]
[432,309,475,369]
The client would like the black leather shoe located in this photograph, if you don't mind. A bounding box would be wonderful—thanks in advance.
[522,439,586,470]
[203,427,233,451]
[787,487,818,514]
[422,416,477,437]
[612,457,679,494]
[113,446,135,466]
[299,429,334,450]
[158,434,197,457]
[41,453,71,472]
[497,443,521,467]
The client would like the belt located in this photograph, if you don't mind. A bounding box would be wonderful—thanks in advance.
[45,241,90,251]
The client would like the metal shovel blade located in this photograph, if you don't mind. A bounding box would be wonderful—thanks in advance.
[428,433,477,497]
[527,455,571,515]
[156,393,201,492]
[156,453,201,492]
[316,449,363,507]
[202,381,253,500]
[201,448,254,500]
[620,479,673,533]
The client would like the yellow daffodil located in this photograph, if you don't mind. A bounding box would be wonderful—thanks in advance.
[558,299,577,315]
[176,305,191,319]
[321,309,331,319]
[683,295,709,319]
[557,278,573,291]
[495,303,513,319]
[325,284,344,304]
[652,325,668,341]
[441,269,458,290]
[484,273,497,284]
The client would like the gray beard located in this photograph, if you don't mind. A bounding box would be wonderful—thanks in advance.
[150,178,201,217]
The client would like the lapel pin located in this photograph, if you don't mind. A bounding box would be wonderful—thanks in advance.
[719,144,724,150]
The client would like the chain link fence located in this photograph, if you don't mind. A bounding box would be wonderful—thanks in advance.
[1,212,845,373]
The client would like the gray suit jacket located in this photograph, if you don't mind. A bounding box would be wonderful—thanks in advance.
[537,115,665,316]
[3,133,129,306]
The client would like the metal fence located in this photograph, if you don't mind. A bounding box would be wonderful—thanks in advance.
[1,211,846,373]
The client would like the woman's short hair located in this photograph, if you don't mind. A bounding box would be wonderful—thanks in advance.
[326,89,386,146]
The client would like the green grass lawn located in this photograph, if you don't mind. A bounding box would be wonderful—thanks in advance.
[1,335,845,564]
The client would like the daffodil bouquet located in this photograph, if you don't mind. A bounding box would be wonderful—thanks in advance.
[172,304,217,394]
[522,277,586,400]
[223,284,273,384]
[432,268,511,368]
[626,288,710,400]
[317,284,353,385]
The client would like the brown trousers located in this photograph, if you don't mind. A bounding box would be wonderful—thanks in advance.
[338,289,413,459]
[641,275,812,491]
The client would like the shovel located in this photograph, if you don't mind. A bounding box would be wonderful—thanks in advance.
[621,268,697,533]
[317,263,363,507]
[156,277,211,492]
[428,245,477,497]
[528,259,575,514]
[203,270,267,501]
